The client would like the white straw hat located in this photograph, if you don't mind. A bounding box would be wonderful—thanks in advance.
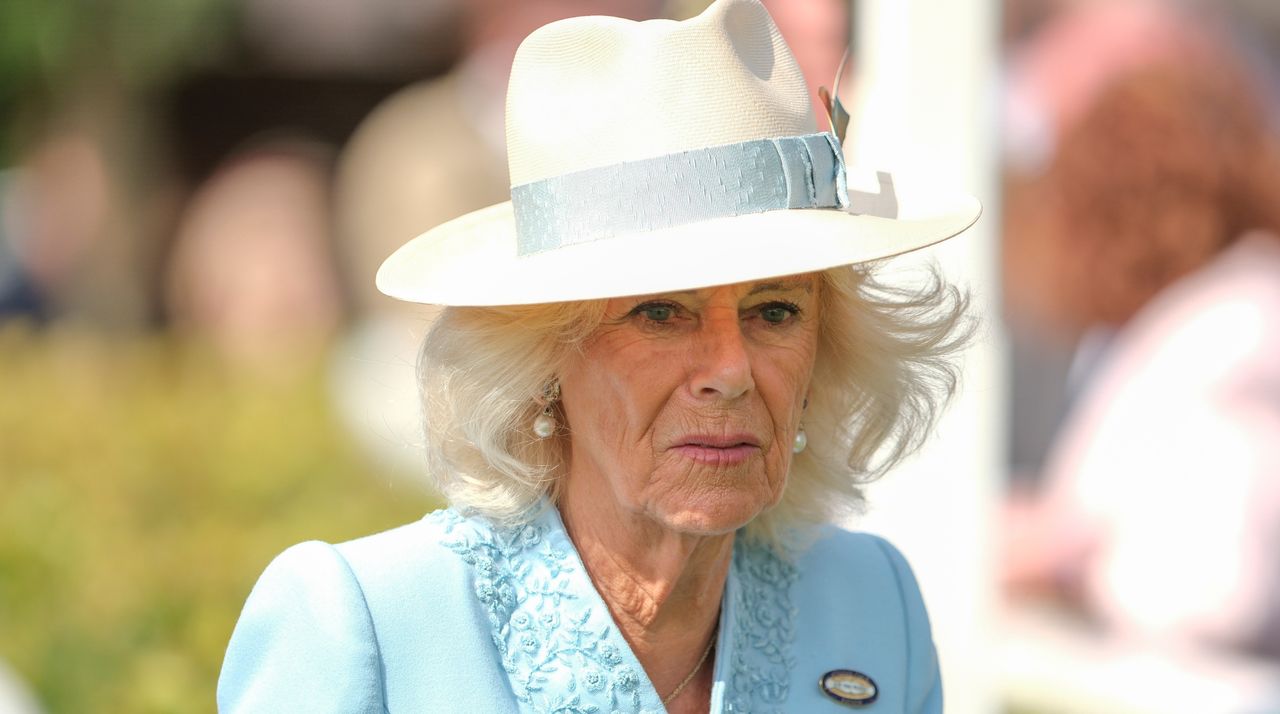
[377,0,980,306]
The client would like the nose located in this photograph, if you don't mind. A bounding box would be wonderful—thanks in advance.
[690,311,755,401]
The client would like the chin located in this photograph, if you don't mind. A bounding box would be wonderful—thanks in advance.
[650,482,781,536]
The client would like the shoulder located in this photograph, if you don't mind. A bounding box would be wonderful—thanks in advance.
[218,510,479,713]
[796,526,932,625]
[803,526,909,563]
[332,510,468,585]
[328,510,511,627]
[800,526,926,591]
[218,540,385,713]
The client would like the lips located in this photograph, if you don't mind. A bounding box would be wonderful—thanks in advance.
[679,433,759,449]
[672,433,761,466]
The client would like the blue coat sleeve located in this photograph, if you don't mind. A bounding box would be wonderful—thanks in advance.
[218,541,387,713]
[871,537,943,713]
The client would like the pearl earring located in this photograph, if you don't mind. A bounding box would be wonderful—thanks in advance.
[792,426,808,454]
[792,397,808,453]
[533,380,560,439]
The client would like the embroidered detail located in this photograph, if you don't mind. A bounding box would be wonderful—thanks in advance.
[724,542,799,714]
[430,509,659,714]
[425,508,799,714]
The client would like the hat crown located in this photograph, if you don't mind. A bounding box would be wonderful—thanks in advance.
[505,0,817,187]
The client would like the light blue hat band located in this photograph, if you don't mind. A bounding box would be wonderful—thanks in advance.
[511,132,850,255]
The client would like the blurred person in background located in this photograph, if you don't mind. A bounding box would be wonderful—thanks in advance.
[0,133,114,324]
[164,142,345,375]
[1002,0,1280,662]
[0,169,38,317]
[0,0,239,333]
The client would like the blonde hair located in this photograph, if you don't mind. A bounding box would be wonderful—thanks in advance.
[418,265,969,547]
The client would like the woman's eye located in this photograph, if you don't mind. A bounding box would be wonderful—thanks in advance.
[633,303,677,322]
[758,302,800,324]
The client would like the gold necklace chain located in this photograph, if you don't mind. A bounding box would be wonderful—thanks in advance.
[661,630,717,706]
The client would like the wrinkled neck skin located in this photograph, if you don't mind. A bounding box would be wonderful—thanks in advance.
[559,469,728,711]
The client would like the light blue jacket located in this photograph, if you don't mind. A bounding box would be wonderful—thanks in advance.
[218,507,942,713]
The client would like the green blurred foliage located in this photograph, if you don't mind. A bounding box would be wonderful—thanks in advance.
[0,0,230,90]
[0,0,232,162]
[0,324,438,713]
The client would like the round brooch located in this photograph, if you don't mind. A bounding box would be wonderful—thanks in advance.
[819,669,878,707]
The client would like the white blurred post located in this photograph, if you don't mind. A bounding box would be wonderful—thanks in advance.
[846,1,1002,713]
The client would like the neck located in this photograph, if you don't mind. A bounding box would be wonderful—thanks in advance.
[558,480,730,706]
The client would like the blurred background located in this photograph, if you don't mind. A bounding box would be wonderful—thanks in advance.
[1,0,1278,712]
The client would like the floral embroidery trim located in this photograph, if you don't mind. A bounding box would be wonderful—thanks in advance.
[424,509,799,714]
[724,541,799,714]
[427,509,661,714]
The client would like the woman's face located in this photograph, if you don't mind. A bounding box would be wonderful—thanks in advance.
[559,275,820,535]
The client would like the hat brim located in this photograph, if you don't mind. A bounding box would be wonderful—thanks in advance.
[376,170,981,306]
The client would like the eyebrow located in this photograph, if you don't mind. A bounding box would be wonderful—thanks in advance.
[748,280,814,296]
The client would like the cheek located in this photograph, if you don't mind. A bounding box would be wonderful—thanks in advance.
[562,334,682,448]
[760,334,819,410]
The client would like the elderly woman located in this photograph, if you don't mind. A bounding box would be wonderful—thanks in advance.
[218,1,979,712]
